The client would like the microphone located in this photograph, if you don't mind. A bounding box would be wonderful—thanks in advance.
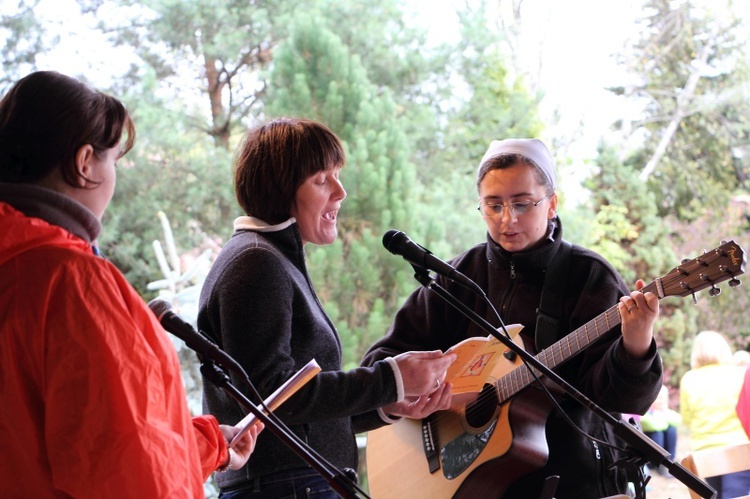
[382,230,484,295]
[147,298,244,376]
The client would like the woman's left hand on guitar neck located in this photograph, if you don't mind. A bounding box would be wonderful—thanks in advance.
[618,279,659,360]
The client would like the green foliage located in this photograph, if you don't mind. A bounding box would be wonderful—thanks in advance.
[101,68,236,290]
[265,15,426,366]
[585,143,677,283]
[440,2,545,169]
[316,0,451,165]
[317,0,440,96]
[79,0,300,146]
[266,15,369,136]
[623,0,750,221]
[0,0,49,92]
[603,0,750,381]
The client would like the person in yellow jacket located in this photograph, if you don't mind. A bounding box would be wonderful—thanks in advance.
[680,330,750,498]
[0,71,262,498]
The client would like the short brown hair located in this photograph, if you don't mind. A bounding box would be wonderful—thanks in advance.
[234,117,345,224]
[0,71,135,187]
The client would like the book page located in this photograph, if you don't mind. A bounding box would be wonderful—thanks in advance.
[444,324,524,394]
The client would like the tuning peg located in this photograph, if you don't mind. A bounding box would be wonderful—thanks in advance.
[681,258,690,264]
[708,285,721,297]
[691,292,698,304]
[729,277,742,288]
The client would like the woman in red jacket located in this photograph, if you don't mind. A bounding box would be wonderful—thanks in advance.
[0,71,262,498]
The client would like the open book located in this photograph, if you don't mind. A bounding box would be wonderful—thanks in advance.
[443,324,524,394]
[229,358,321,448]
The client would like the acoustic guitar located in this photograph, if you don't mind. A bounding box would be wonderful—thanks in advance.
[366,240,745,498]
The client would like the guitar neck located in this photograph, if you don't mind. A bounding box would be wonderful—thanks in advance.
[495,306,620,402]
[493,239,746,403]
[495,281,662,403]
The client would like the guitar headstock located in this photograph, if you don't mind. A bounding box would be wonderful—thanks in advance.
[652,240,746,299]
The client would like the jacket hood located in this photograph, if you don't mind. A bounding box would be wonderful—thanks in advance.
[0,202,91,267]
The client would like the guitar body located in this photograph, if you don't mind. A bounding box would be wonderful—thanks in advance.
[366,334,552,499]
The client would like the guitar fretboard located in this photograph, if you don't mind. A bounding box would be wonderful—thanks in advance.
[492,277,666,404]
[490,242,743,406]
[495,304,622,403]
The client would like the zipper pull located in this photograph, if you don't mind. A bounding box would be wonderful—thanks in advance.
[592,440,601,459]
[510,262,516,279]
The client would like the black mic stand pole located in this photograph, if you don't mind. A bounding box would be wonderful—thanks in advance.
[199,358,366,499]
[409,267,716,499]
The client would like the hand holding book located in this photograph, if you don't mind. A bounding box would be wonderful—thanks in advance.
[229,359,321,448]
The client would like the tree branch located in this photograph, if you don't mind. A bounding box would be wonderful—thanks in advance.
[638,28,717,181]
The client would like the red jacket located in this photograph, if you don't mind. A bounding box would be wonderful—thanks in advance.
[0,202,227,497]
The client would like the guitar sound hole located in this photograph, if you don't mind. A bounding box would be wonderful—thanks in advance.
[464,383,499,430]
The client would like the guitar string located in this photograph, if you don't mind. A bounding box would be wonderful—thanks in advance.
[428,248,731,429]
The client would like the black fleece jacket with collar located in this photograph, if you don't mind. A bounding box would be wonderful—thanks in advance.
[199,222,396,490]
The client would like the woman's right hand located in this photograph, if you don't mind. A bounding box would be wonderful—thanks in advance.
[383,350,456,419]
[382,382,453,419]
[394,350,456,397]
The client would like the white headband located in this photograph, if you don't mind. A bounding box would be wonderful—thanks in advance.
[478,138,557,191]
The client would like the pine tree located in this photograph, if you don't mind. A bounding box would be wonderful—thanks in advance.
[266,15,424,365]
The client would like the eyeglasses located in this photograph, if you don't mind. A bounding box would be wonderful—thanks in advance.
[477,191,554,218]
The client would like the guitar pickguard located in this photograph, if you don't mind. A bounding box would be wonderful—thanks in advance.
[441,420,497,479]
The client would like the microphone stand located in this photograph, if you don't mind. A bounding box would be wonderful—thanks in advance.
[409,266,716,499]
[199,356,367,499]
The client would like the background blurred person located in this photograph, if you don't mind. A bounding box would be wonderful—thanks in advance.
[680,330,750,498]
[0,70,261,498]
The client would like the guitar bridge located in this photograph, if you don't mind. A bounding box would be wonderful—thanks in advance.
[421,416,441,474]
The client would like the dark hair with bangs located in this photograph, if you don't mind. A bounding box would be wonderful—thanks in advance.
[234,117,345,224]
[0,71,135,187]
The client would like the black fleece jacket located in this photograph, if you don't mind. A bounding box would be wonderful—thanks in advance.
[199,222,397,490]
